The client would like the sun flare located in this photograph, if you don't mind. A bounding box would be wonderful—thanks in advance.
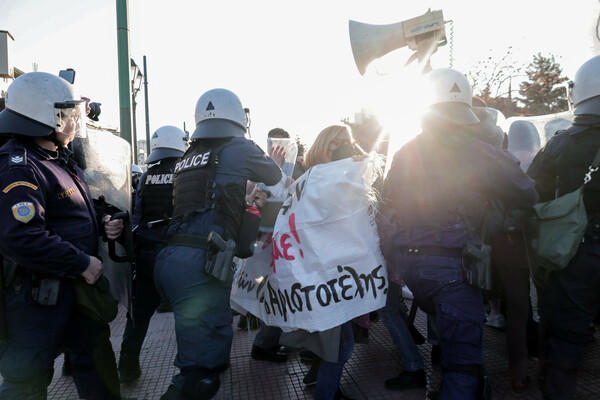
[360,60,432,176]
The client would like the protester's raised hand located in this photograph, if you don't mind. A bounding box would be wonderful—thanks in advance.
[269,145,286,167]
[245,184,267,207]
[254,190,268,207]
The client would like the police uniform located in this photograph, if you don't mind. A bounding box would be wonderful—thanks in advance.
[0,138,120,399]
[527,116,600,400]
[119,157,178,378]
[154,136,281,398]
[382,130,537,399]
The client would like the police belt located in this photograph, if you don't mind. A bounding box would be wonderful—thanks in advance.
[168,234,209,249]
[396,246,462,259]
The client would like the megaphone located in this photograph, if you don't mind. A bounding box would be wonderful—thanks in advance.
[349,9,447,75]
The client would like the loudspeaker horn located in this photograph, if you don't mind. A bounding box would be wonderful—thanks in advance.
[349,9,446,75]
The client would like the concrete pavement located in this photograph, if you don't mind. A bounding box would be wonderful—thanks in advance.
[40,299,600,399]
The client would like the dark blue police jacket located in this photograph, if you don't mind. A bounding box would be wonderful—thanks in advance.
[0,138,99,277]
[382,131,538,248]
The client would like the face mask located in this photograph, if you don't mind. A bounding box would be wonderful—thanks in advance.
[331,142,354,161]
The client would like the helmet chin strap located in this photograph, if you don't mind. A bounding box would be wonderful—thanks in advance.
[43,131,63,148]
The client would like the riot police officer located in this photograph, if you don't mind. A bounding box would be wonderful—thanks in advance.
[527,55,600,400]
[381,68,538,399]
[118,125,188,382]
[154,88,282,400]
[0,72,123,399]
[131,163,144,194]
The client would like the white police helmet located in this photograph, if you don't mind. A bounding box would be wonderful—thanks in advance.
[570,55,600,116]
[508,120,540,153]
[471,107,507,149]
[0,72,86,137]
[423,68,479,126]
[132,164,144,176]
[145,125,188,164]
[192,88,247,139]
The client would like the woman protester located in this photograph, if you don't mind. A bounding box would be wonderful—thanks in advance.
[278,124,378,400]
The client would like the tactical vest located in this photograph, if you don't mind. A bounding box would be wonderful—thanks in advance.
[556,126,600,211]
[172,139,245,239]
[139,158,177,226]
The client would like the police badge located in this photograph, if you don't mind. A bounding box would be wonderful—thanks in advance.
[11,201,35,223]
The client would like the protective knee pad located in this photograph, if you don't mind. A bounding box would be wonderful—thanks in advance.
[182,368,221,400]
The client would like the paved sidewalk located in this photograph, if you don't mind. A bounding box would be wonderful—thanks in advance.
[42,300,600,399]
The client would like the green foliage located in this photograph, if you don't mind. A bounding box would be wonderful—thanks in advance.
[294,135,307,155]
[518,53,569,115]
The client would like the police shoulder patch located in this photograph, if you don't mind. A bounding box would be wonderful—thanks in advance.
[9,150,27,167]
[11,202,35,223]
[3,181,38,193]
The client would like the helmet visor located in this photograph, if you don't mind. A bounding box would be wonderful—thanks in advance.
[54,101,86,138]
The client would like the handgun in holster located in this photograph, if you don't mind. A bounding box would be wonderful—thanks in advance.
[30,273,61,306]
[204,231,236,282]
[462,242,493,291]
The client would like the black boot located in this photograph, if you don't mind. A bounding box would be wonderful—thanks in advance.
[62,351,72,376]
[182,368,221,400]
[250,345,287,362]
[384,369,427,391]
[303,357,321,386]
[334,386,356,400]
[119,354,141,383]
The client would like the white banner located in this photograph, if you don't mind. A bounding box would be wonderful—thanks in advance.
[231,156,388,332]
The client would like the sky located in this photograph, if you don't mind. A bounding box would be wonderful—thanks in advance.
[1,0,599,155]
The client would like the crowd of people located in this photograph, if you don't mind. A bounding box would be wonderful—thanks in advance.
[0,54,599,400]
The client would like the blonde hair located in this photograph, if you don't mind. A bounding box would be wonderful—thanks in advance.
[304,125,351,169]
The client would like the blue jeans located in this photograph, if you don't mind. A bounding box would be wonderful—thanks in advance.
[398,254,483,400]
[379,282,424,371]
[314,322,354,400]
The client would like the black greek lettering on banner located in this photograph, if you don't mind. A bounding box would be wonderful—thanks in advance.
[242,264,387,322]
[281,178,306,216]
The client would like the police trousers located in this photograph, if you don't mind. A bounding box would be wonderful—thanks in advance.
[539,241,600,400]
[397,253,484,400]
[120,241,165,358]
[154,244,233,390]
[0,274,120,400]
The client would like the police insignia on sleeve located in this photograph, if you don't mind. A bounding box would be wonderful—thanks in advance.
[11,202,35,223]
[2,181,38,193]
[9,150,27,166]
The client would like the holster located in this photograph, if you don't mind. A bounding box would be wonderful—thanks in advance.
[31,274,61,306]
[462,242,493,291]
[204,232,236,282]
